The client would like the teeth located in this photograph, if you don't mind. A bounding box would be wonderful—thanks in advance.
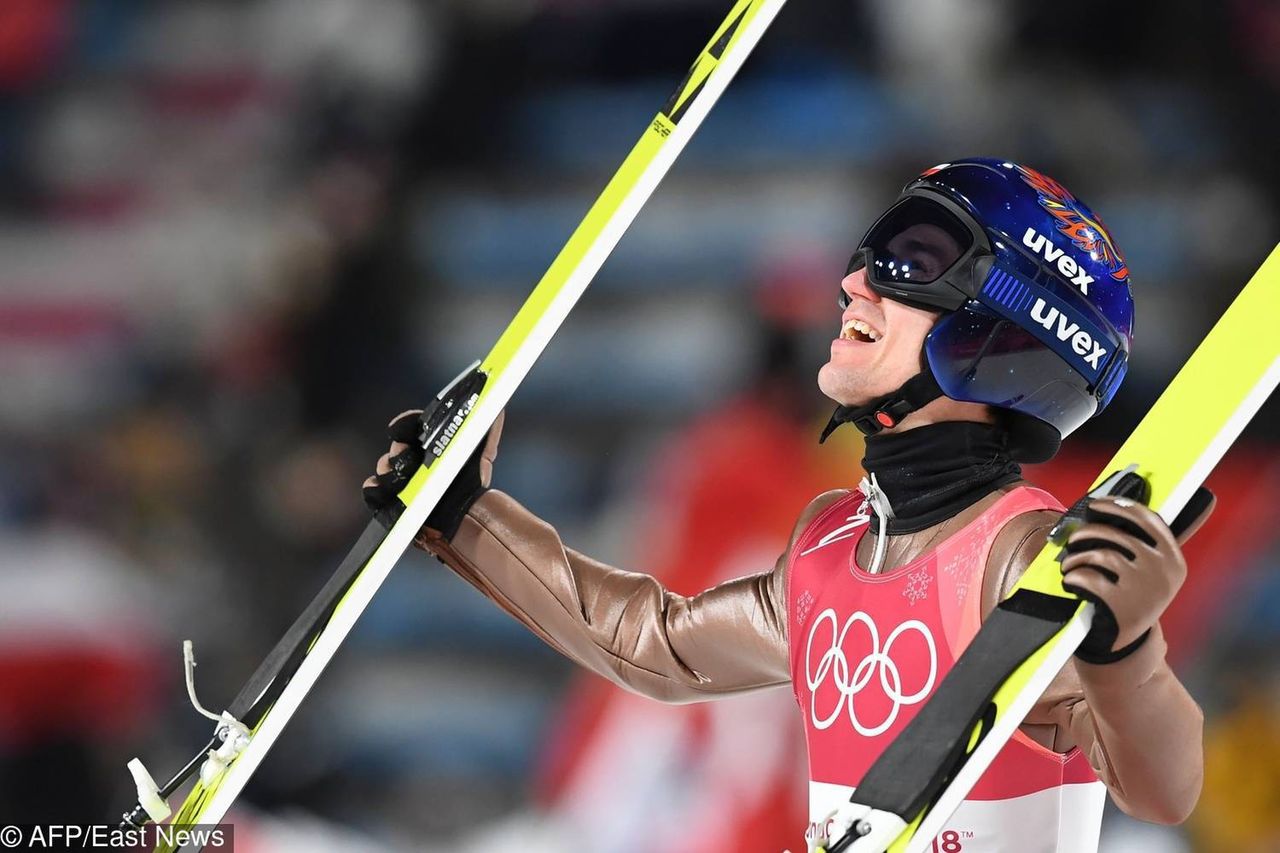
[841,318,881,342]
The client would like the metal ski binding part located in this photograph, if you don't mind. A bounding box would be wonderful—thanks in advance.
[1047,463,1149,548]
[810,802,904,853]
[417,360,487,462]
[199,715,252,785]
[183,640,253,785]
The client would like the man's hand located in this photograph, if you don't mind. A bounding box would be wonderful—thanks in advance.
[362,410,504,540]
[1060,490,1215,664]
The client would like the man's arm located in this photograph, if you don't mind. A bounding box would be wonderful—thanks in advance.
[984,509,1205,824]
[419,488,850,703]
[367,408,850,703]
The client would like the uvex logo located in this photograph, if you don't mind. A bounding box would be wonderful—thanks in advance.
[1030,298,1107,370]
[1022,228,1094,294]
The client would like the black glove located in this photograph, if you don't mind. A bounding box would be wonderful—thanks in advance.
[362,409,503,541]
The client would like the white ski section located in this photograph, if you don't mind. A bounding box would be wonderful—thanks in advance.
[1158,353,1280,523]
[188,0,788,837]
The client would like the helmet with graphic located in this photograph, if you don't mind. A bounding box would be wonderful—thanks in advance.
[829,158,1134,462]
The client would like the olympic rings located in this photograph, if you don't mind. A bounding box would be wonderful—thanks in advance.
[804,608,938,736]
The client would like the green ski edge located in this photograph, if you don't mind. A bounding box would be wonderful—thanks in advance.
[127,0,788,848]
[822,243,1280,853]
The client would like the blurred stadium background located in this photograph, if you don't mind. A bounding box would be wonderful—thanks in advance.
[1,0,1278,851]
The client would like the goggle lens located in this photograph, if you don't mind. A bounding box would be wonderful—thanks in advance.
[853,196,974,286]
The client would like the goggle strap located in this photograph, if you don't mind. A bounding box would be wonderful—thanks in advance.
[978,265,1120,390]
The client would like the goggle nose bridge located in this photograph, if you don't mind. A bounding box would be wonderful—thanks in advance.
[838,250,871,310]
[839,247,986,314]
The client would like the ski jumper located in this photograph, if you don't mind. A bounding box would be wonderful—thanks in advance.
[423,481,1202,846]
[788,487,1105,852]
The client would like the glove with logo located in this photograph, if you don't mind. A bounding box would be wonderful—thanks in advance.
[362,410,504,541]
[1059,487,1215,664]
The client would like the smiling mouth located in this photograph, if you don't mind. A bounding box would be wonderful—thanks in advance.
[840,318,882,343]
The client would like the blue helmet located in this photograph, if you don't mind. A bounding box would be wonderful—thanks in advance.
[829,158,1134,462]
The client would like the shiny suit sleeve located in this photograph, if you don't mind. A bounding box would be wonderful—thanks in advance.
[417,489,849,703]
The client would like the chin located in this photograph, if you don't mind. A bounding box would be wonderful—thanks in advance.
[817,364,869,408]
[818,362,908,408]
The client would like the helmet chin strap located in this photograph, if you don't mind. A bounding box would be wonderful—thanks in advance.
[819,370,944,443]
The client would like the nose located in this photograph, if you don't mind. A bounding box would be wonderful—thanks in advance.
[840,265,881,307]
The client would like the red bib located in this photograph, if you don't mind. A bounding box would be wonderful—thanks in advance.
[787,488,1105,853]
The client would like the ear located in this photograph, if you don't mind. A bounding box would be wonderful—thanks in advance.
[1169,486,1216,546]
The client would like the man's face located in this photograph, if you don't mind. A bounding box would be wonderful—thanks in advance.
[816,223,960,407]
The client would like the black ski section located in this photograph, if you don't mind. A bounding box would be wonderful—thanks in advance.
[119,519,386,829]
[229,518,388,722]
[119,365,491,829]
[660,4,749,123]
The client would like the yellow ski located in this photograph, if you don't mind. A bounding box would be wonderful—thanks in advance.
[827,244,1280,853]
[119,1,788,847]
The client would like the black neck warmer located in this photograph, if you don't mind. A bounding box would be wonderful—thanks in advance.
[862,421,1023,534]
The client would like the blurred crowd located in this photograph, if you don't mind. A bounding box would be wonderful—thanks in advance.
[0,1,1277,851]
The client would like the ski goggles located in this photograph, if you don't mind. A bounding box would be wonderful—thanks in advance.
[839,191,1128,397]
[840,193,990,313]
